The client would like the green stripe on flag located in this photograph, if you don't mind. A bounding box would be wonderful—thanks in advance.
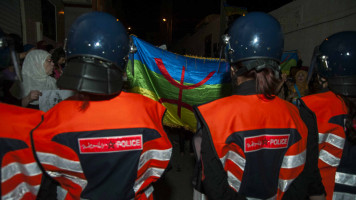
[127,58,230,131]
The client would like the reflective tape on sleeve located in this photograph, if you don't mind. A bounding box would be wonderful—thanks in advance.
[281,150,306,169]
[56,186,68,200]
[2,182,40,200]
[318,133,345,149]
[319,149,341,167]
[278,178,294,192]
[226,170,241,192]
[138,148,172,170]
[144,185,154,199]
[36,152,83,173]
[133,167,165,193]
[47,170,87,190]
[335,172,356,187]
[332,192,356,200]
[220,150,246,171]
[2,162,41,183]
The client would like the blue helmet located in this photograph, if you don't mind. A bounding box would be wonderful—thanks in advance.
[224,12,284,75]
[313,31,356,97]
[66,11,129,70]
[58,12,130,94]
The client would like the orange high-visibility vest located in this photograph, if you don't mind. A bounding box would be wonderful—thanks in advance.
[32,92,172,200]
[196,95,308,200]
[302,91,353,200]
[0,103,44,199]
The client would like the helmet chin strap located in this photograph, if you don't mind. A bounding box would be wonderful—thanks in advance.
[236,59,280,77]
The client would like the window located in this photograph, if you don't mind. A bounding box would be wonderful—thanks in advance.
[41,0,56,40]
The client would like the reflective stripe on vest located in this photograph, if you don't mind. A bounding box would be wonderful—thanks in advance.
[47,171,87,190]
[37,151,87,190]
[145,185,154,199]
[332,192,356,200]
[138,148,172,170]
[134,167,165,193]
[335,172,356,187]
[226,170,241,192]
[2,161,41,182]
[278,178,295,192]
[278,150,306,193]
[281,150,306,169]
[220,150,246,171]
[37,152,83,173]
[319,150,341,167]
[220,151,246,192]
[2,182,40,199]
[57,186,68,200]
[318,132,345,149]
[318,132,345,167]
[135,148,172,194]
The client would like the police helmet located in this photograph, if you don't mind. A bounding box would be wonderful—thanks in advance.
[313,31,356,97]
[223,12,284,76]
[57,11,130,95]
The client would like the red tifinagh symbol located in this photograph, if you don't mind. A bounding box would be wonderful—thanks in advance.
[280,54,291,64]
[154,58,215,117]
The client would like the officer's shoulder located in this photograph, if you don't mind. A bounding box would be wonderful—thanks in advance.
[122,92,161,105]
[196,95,233,108]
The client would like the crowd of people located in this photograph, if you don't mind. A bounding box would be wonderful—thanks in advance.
[0,10,355,200]
[0,35,65,108]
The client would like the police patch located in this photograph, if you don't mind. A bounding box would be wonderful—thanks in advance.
[244,134,289,152]
[78,135,143,153]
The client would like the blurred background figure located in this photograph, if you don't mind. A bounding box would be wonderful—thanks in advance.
[51,47,65,80]
[21,49,57,109]
[288,68,309,104]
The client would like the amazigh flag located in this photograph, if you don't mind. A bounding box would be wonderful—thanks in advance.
[126,35,231,131]
[280,50,299,75]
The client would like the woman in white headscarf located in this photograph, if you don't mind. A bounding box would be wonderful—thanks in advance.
[21,49,57,108]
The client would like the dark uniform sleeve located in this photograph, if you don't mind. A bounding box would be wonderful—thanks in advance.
[282,99,326,199]
[193,107,246,200]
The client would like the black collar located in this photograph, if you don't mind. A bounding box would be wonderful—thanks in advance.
[232,80,258,95]
[317,87,329,94]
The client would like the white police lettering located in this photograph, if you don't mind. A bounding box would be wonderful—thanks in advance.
[116,139,141,148]
[269,138,288,145]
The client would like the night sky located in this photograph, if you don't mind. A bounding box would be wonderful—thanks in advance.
[116,0,292,45]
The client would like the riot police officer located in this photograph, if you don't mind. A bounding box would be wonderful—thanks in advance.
[193,12,325,200]
[31,12,172,199]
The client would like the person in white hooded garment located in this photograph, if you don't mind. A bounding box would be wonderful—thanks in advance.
[21,49,57,108]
